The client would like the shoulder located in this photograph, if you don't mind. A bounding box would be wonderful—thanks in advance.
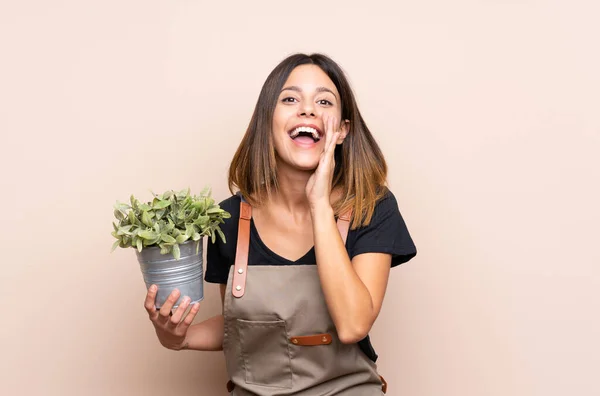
[217,194,241,235]
[361,187,401,225]
[373,188,398,214]
[347,188,417,266]
[218,194,241,214]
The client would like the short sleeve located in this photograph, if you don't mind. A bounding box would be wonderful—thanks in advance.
[204,234,229,284]
[347,190,417,267]
[204,195,240,284]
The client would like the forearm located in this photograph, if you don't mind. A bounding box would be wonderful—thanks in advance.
[311,204,375,343]
[179,314,224,351]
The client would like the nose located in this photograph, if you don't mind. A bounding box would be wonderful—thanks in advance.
[298,101,316,118]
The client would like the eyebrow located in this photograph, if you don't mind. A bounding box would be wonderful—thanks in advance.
[280,85,338,100]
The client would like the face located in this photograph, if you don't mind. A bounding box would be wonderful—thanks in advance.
[272,64,348,172]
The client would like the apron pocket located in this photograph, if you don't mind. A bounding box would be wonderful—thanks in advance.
[237,319,293,389]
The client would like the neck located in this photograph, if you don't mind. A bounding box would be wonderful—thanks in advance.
[270,164,312,214]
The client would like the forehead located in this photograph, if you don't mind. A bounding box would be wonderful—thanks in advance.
[283,65,338,95]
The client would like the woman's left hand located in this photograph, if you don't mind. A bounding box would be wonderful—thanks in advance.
[306,115,340,210]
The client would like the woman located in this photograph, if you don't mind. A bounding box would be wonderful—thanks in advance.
[144,53,417,395]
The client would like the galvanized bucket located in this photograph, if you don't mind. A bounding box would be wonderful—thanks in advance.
[135,240,204,309]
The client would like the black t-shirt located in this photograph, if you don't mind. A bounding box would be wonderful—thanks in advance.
[205,189,417,361]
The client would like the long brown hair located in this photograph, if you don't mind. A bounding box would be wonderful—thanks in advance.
[228,53,388,228]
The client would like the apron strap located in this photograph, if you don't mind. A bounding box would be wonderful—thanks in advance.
[380,375,388,393]
[232,194,251,298]
[231,195,353,298]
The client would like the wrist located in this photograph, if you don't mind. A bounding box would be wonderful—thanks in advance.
[310,201,333,218]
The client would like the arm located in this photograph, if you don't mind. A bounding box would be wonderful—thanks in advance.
[306,116,392,344]
[311,204,391,344]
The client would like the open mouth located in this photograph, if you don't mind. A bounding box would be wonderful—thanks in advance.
[288,126,322,143]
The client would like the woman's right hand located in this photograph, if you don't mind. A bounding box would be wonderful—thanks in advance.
[144,285,201,350]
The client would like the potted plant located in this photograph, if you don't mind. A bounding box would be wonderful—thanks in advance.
[111,187,230,308]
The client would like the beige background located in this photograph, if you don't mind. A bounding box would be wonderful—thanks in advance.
[1,1,599,395]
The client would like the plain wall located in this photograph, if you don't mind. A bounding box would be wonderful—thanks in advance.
[1,1,598,395]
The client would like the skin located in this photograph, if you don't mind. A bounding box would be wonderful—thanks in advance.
[144,64,392,350]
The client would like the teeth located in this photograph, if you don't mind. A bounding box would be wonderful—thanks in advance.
[289,126,320,140]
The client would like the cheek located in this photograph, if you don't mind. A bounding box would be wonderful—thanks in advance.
[272,106,288,131]
[323,105,342,118]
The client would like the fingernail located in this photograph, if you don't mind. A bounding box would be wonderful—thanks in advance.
[149,285,156,292]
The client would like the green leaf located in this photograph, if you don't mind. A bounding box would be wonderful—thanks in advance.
[111,240,120,252]
[181,198,192,210]
[177,188,190,200]
[176,234,189,244]
[141,211,153,227]
[194,199,206,213]
[162,190,174,200]
[163,221,174,233]
[117,225,133,236]
[113,202,130,212]
[139,230,159,240]
[161,234,176,243]
[136,238,143,252]
[153,200,171,209]
[192,232,201,241]
[113,209,125,221]
[172,244,181,260]
[139,203,152,211]
[187,208,197,220]
[217,228,226,244]
[160,245,170,255]
[195,215,209,228]
[128,210,137,225]
[200,185,211,197]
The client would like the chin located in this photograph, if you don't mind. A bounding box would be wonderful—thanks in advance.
[293,156,320,171]
[279,158,319,172]
[276,150,321,172]
[295,163,318,172]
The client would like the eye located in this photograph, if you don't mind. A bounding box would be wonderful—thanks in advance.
[317,99,333,106]
[281,97,298,103]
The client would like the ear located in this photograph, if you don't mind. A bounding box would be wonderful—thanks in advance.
[337,119,350,144]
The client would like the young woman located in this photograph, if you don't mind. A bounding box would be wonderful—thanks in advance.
[144,53,417,395]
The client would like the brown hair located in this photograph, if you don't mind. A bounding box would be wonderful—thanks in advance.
[228,53,388,228]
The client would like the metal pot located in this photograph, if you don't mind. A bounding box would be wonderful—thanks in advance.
[135,240,204,309]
